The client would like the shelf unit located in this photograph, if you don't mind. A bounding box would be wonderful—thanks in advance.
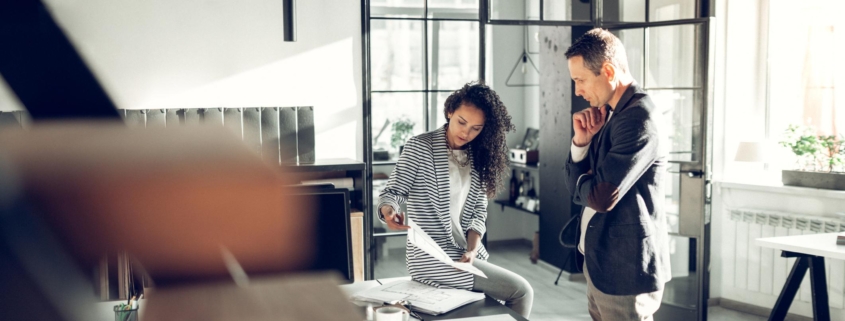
[282,158,370,279]
[494,199,539,215]
[510,162,540,171]
[505,161,541,215]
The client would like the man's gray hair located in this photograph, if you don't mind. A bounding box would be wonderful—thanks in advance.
[564,28,630,76]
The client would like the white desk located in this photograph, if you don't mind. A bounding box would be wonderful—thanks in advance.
[339,277,527,321]
[339,276,411,297]
[756,233,845,321]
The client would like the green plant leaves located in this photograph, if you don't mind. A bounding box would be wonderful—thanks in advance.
[780,124,844,172]
[391,117,416,150]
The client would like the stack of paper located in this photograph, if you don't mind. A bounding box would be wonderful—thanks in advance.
[837,234,845,245]
[352,280,486,315]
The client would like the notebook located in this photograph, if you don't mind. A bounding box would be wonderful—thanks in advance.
[351,279,485,315]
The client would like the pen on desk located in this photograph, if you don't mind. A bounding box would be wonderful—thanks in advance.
[407,308,423,321]
[384,300,423,321]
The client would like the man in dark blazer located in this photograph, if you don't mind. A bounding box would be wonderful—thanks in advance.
[562,28,671,320]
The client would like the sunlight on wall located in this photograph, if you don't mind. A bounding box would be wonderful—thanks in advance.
[135,38,357,108]
[133,37,359,160]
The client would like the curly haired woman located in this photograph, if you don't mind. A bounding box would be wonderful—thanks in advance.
[378,81,534,318]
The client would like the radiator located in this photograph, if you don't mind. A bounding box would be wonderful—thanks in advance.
[724,208,845,309]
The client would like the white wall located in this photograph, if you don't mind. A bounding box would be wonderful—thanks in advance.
[1,0,362,161]
[488,25,526,150]
[483,1,540,243]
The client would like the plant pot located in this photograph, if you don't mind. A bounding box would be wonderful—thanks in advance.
[781,170,845,190]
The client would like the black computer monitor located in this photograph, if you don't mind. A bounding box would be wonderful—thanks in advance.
[290,185,353,282]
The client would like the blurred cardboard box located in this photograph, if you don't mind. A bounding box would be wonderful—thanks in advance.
[0,122,358,321]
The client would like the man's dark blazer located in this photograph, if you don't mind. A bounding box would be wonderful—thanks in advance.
[562,82,672,296]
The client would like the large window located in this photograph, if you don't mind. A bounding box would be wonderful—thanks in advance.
[370,0,481,162]
[768,0,845,170]
[368,0,482,280]
[365,4,711,306]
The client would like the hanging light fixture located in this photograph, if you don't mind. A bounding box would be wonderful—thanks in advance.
[284,0,296,42]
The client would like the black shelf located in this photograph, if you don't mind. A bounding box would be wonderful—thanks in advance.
[282,158,365,172]
[509,162,540,171]
[493,199,540,215]
[373,160,397,166]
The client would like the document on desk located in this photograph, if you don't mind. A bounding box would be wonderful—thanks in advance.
[351,280,486,315]
[407,221,487,278]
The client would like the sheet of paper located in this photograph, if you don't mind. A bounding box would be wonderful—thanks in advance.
[440,314,516,321]
[407,221,487,278]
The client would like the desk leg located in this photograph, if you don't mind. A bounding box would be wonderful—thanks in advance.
[769,254,831,321]
[809,256,830,321]
[769,256,808,321]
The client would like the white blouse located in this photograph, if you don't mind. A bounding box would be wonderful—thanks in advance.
[448,149,472,248]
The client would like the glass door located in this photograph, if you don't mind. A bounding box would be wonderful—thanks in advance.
[609,7,715,321]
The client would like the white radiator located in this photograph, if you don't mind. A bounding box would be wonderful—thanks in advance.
[723,208,845,309]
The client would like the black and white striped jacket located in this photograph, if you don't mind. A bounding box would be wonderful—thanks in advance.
[378,126,490,290]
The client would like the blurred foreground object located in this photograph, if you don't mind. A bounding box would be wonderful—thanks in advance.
[0,0,122,120]
[143,272,360,321]
[0,122,353,321]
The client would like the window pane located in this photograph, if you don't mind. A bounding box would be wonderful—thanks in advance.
[603,0,646,22]
[543,0,591,21]
[490,0,540,20]
[372,92,425,160]
[612,28,645,84]
[429,91,453,131]
[371,20,424,91]
[646,24,696,88]
[371,0,424,18]
[427,0,478,19]
[649,89,699,162]
[664,163,681,234]
[768,0,845,160]
[428,21,480,90]
[649,0,695,22]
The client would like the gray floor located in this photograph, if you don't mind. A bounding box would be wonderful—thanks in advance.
[373,242,766,321]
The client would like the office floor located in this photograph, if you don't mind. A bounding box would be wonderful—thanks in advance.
[374,242,766,321]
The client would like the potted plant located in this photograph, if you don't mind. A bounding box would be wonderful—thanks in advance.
[391,117,415,156]
[779,124,845,190]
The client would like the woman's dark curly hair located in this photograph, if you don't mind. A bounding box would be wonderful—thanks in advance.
[443,81,515,198]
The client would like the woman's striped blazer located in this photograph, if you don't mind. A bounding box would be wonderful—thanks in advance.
[378,126,490,290]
